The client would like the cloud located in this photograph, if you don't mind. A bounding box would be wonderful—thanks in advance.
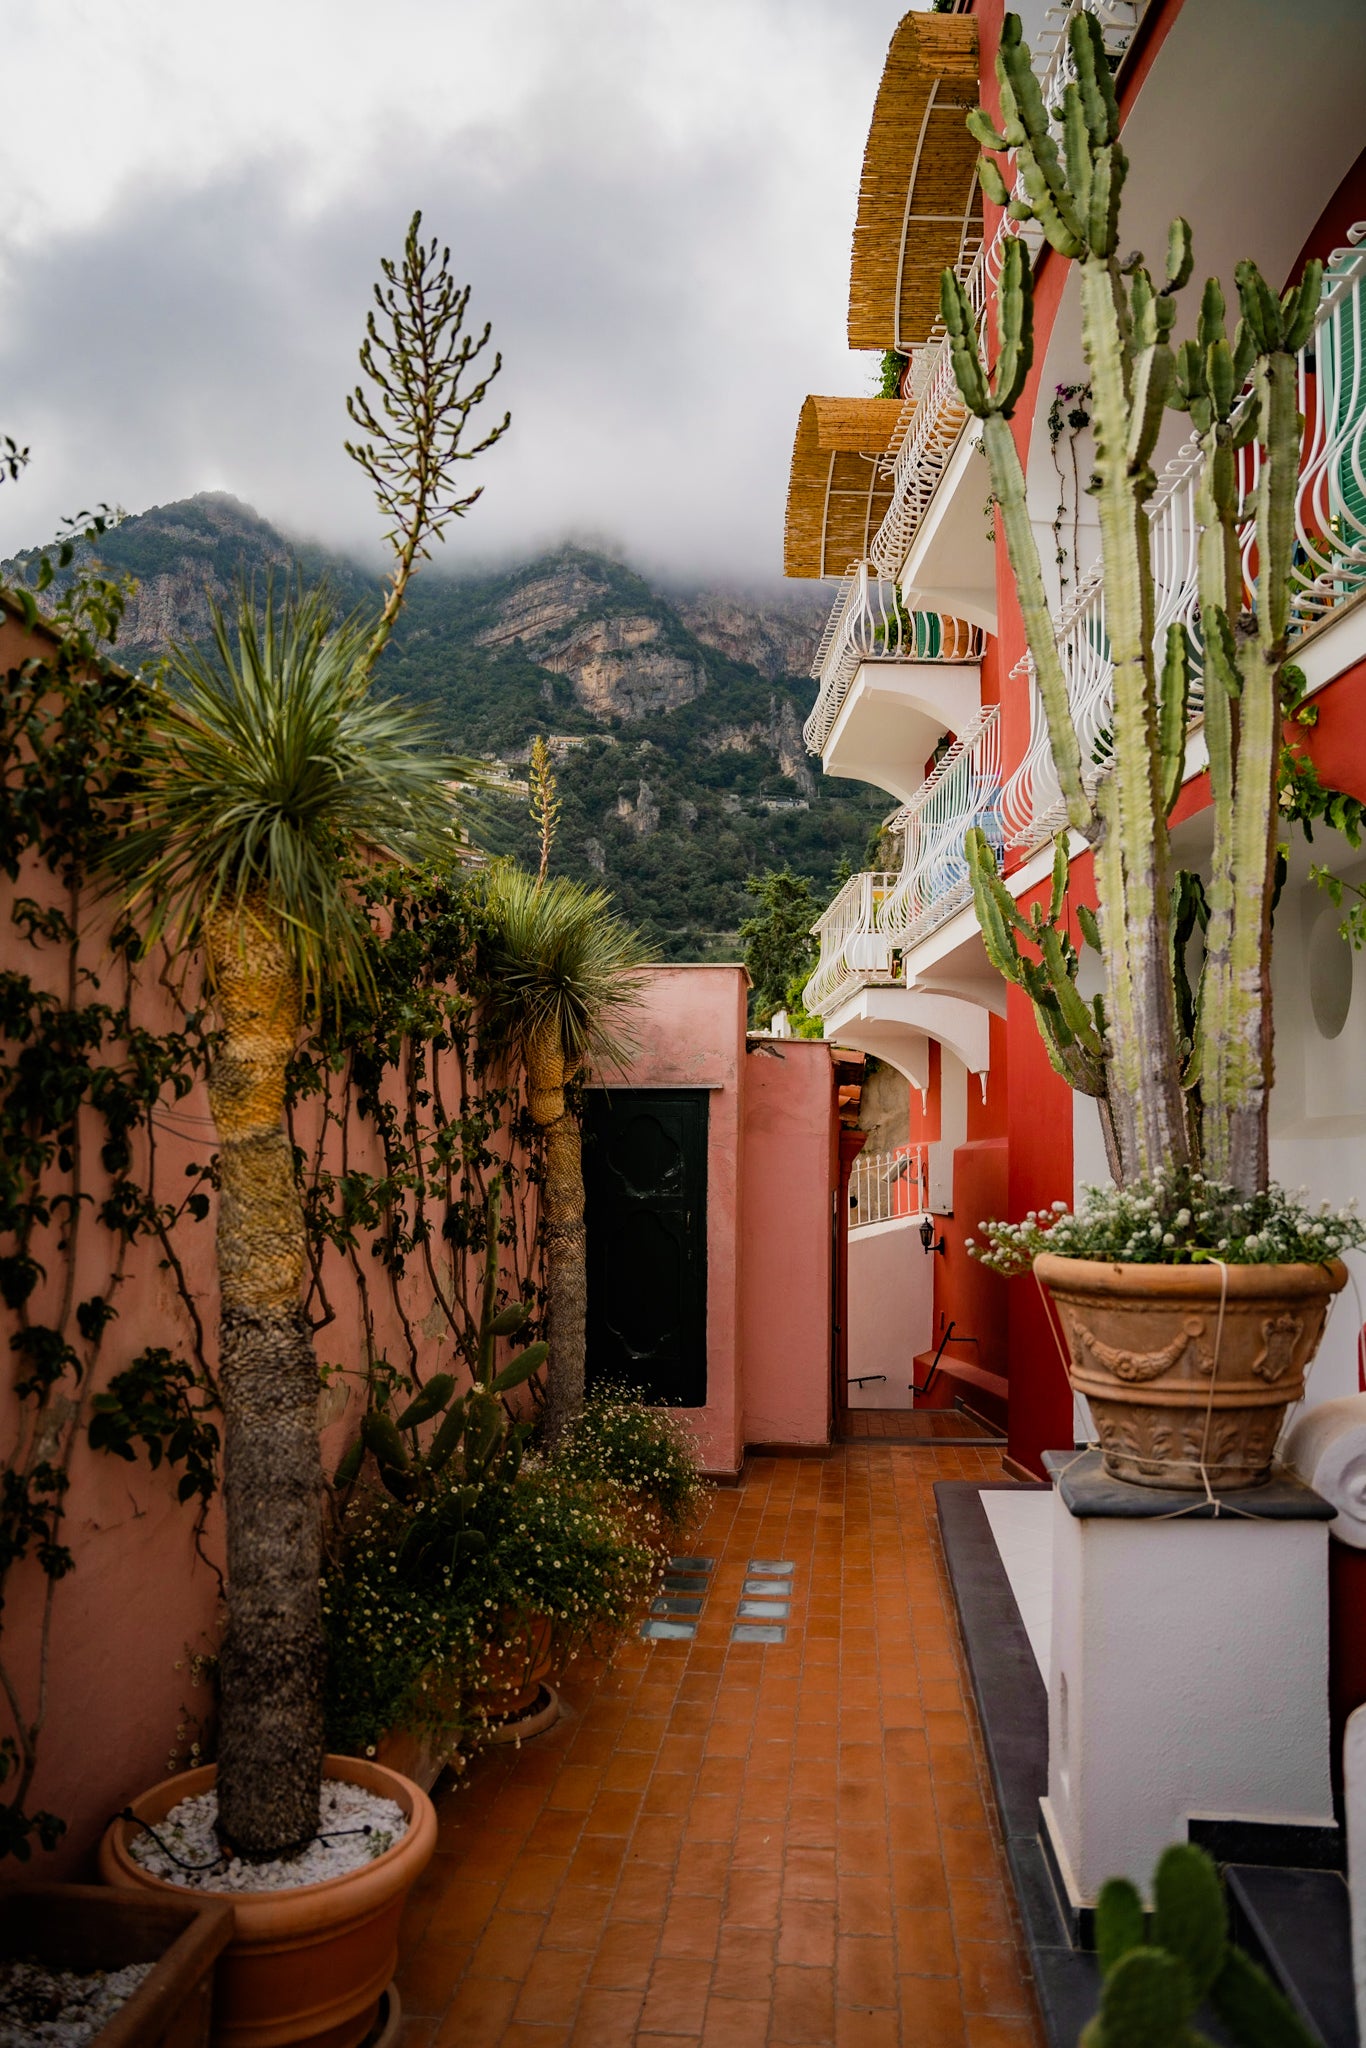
[0,0,911,583]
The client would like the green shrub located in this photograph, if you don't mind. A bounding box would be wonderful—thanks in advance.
[554,1390,710,1540]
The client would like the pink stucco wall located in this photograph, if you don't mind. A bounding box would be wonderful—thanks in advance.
[739,1040,837,1448]
[598,967,749,1477]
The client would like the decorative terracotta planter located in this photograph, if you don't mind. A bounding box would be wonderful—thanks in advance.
[99,1756,437,2048]
[0,1883,233,2048]
[1034,1253,1348,1490]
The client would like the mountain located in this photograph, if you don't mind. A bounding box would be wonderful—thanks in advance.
[9,494,888,960]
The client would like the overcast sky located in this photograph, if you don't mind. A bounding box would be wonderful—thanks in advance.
[0,0,914,586]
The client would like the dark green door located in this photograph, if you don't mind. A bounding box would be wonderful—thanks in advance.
[583,1088,709,1407]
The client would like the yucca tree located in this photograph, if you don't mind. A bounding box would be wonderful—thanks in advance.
[478,866,647,1444]
[113,586,473,1855]
[111,212,507,1861]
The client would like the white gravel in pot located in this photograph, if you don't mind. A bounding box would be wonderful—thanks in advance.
[127,1779,407,1892]
[0,1957,154,2048]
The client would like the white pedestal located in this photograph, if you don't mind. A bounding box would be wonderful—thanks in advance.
[1042,1450,1336,1909]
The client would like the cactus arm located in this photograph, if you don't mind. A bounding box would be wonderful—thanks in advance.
[1220,340,1302,1192]
[941,245,1089,833]
[981,410,1090,830]
[1079,251,1190,1181]
[1158,623,1190,815]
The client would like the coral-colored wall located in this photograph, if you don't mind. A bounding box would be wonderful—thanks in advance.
[739,1040,836,1448]
[598,966,749,1478]
[0,602,488,1881]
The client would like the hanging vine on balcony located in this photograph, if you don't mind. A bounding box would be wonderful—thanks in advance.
[1047,381,1092,594]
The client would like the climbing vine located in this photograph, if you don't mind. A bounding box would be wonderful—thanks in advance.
[0,524,219,1860]
[1047,381,1092,594]
[0,541,543,1858]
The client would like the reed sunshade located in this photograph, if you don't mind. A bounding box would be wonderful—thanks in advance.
[848,12,981,354]
[783,396,903,581]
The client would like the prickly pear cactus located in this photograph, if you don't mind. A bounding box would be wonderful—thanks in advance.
[944,10,1323,1197]
[1079,1845,1316,2048]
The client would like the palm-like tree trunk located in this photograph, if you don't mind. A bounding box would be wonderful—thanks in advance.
[526,1022,586,1445]
[206,899,325,1858]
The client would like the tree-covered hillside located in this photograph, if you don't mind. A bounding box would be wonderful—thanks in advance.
[6,495,891,958]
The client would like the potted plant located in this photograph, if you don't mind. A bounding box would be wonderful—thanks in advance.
[0,1885,233,2048]
[944,15,1364,1486]
[98,215,507,2048]
[322,1338,668,1769]
[322,1177,552,1776]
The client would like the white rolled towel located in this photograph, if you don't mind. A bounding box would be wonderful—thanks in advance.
[1283,1395,1366,1547]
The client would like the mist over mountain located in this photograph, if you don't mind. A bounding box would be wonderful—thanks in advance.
[9,494,887,959]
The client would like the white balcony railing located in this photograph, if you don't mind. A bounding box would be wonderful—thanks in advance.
[881,706,1003,947]
[849,1144,929,1229]
[803,563,984,754]
[1003,229,1366,849]
[804,710,1004,1020]
[1034,0,1149,113]
[803,869,901,1016]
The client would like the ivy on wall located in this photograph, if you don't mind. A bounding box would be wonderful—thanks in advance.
[0,537,542,1860]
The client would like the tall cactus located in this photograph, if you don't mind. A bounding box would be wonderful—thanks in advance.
[946,11,1321,1195]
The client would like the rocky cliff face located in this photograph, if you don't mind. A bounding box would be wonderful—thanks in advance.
[676,586,828,683]
[6,499,884,961]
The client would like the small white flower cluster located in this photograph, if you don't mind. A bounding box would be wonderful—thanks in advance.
[967,1174,1366,1276]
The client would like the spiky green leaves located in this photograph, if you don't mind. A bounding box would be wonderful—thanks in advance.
[110,581,476,1011]
[478,862,648,1073]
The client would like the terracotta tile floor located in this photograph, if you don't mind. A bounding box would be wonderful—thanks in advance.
[396,1445,1044,2048]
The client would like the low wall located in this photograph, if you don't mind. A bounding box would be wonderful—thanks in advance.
[740,1039,837,1448]
[846,1217,932,1410]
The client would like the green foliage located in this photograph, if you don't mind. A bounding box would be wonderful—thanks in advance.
[1080,1844,1317,2048]
[739,868,821,1027]
[110,580,477,1010]
[970,1172,1366,1275]
[88,1349,219,1507]
[554,1390,710,1539]
[0,534,217,1861]
[25,504,888,965]
[948,10,1328,1198]
[476,863,649,1071]
[875,350,909,399]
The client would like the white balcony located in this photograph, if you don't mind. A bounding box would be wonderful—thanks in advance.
[1003,230,1366,850]
[803,869,901,1017]
[881,707,1003,951]
[849,1145,929,1231]
[804,565,984,803]
[804,704,1003,1107]
[865,0,1156,605]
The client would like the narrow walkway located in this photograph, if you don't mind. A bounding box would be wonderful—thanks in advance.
[396,1445,1043,2048]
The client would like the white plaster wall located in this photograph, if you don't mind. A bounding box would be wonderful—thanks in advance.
[1269,848,1366,1410]
[1048,1499,1334,1906]
[846,1216,933,1408]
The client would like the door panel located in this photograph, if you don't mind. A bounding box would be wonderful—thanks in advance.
[583,1089,708,1407]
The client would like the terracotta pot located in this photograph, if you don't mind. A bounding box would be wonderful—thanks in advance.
[471,1611,553,1724]
[1,1883,233,2048]
[99,1756,436,2048]
[1034,1253,1348,1490]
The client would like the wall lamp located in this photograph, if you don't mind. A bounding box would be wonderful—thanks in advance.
[918,1215,946,1257]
